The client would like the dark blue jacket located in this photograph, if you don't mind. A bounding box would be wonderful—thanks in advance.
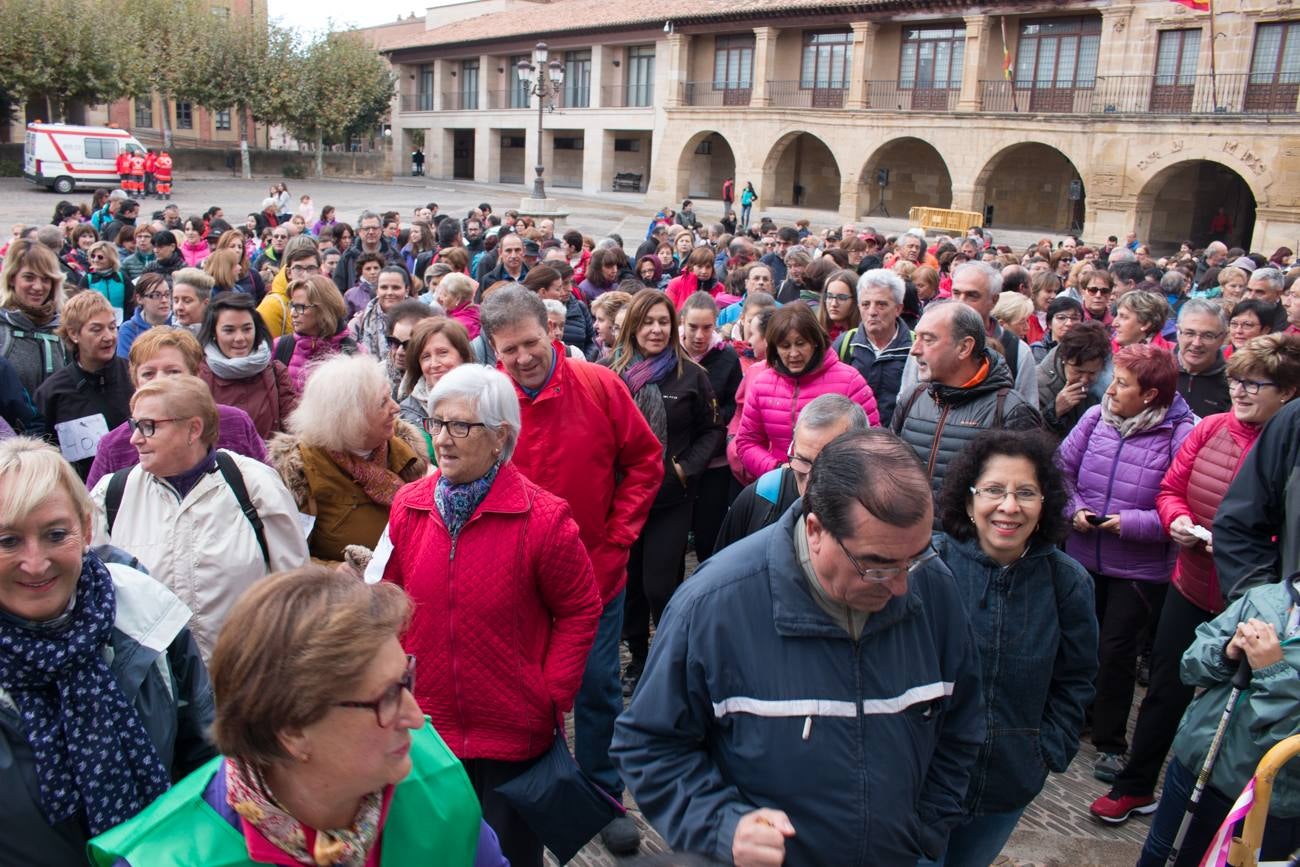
[612,504,985,864]
[0,354,42,436]
[932,534,1098,814]
[835,319,914,428]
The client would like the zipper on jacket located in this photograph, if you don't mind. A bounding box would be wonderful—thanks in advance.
[851,635,869,867]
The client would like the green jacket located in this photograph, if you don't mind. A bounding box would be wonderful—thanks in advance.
[87,721,482,866]
[1173,580,1300,817]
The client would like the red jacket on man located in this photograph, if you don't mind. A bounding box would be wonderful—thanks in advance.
[128,152,146,175]
[384,462,601,762]
[143,151,157,174]
[115,151,130,176]
[154,153,173,179]
[507,347,664,604]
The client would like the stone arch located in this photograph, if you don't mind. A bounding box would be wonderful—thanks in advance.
[760,130,841,211]
[973,142,1086,233]
[1136,159,1257,253]
[858,137,953,219]
[675,131,737,203]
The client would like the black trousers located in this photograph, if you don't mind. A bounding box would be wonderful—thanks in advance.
[462,756,543,867]
[624,500,693,659]
[1113,587,1215,796]
[1091,573,1168,756]
[691,465,736,564]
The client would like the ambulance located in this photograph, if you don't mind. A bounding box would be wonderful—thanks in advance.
[23,123,146,194]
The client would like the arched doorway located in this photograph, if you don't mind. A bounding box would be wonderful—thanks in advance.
[763,132,841,211]
[858,138,953,220]
[676,131,736,202]
[1138,160,1257,253]
[975,143,1085,233]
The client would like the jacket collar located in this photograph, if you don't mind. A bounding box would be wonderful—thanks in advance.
[397,461,530,517]
[768,503,921,640]
[929,349,1015,406]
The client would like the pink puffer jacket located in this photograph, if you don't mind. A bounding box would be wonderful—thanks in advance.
[733,350,880,480]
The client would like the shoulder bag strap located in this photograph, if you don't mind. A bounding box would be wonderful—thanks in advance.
[214,451,270,567]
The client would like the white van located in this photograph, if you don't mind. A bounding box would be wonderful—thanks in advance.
[24,123,146,194]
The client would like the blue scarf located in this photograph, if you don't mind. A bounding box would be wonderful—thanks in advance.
[0,552,170,833]
[434,462,501,538]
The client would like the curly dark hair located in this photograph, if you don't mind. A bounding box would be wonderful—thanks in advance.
[938,429,1071,545]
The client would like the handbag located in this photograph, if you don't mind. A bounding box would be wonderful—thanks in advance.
[493,730,625,863]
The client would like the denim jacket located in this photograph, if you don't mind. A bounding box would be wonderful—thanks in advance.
[933,533,1099,814]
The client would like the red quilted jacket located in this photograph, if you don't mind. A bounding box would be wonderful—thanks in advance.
[1156,412,1260,614]
[384,462,602,762]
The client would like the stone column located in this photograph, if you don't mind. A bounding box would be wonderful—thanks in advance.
[582,129,610,194]
[958,14,990,112]
[590,44,609,109]
[848,22,876,110]
[751,26,779,108]
[432,59,448,112]
[478,54,492,111]
[662,32,688,108]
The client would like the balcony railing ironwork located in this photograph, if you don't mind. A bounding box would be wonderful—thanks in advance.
[600,83,655,108]
[769,80,846,108]
[865,80,959,111]
[979,74,1297,115]
[399,93,435,112]
[681,81,751,107]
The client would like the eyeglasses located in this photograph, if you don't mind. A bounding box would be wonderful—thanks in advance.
[289,303,318,315]
[836,539,938,584]
[1228,377,1278,395]
[385,335,410,351]
[90,254,108,261]
[423,417,487,438]
[786,444,814,474]
[335,655,416,728]
[1083,286,1113,296]
[825,292,853,304]
[288,264,321,275]
[1178,328,1226,343]
[969,485,1044,504]
[1229,318,1260,330]
[1052,313,1082,323]
[141,291,172,301]
[127,417,180,437]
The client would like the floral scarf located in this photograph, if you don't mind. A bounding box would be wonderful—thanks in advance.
[225,758,381,867]
[434,462,500,538]
[327,440,405,506]
[616,348,676,447]
[1101,399,1170,439]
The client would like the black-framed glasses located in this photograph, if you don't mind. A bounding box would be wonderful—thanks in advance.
[423,417,487,438]
[335,655,416,728]
[141,291,172,301]
[386,335,410,351]
[786,443,814,475]
[824,292,853,304]
[1228,377,1278,395]
[1052,313,1082,323]
[836,539,938,584]
[288,264,321,276]
[289,303,318,315]
[127,417,180,437]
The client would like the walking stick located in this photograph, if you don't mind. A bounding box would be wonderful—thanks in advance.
[1165,656,1252,866]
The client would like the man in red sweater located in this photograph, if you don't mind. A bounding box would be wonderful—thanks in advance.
[481,286,663,856]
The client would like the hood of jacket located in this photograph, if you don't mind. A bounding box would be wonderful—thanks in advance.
[0,307,59,331]
[929,349,1015,407]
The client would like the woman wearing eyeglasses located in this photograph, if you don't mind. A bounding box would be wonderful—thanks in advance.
[115,272,174,358]
[276,274,360,392]
[1081,270,1116,327]
[927,430,1097,867]
[1091,333,1300,826]
[817,268,862,345]
[381,364,601,867]
[88,566,508,867]
[195,292,298,439]
[88,375,307,661]
[1056,344,1195,785]
[85,240,134,324]
[271,354,427,566]
[34,292,133,481]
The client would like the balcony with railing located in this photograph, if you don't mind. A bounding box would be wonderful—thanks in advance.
[399,92,436,112]
[487,90,530,110]
[769,80,847,109]
[979,73,1298,116]
[601,83,655,108]
[440,91,480,111]
[865,80,959,111]
[681,81,751,107]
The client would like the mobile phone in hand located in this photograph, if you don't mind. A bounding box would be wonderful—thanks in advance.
[1085,514,1107,527]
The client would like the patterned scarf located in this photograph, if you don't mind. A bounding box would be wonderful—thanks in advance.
[0,552,170,834]
[327,440,405,507]
[226,758,382,867]
[1101,398,1170,439]
[618,348,676,447]
[14,297,57,327]
[434,461,500,538]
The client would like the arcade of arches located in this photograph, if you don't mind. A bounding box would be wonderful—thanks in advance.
[657,121,1287,254]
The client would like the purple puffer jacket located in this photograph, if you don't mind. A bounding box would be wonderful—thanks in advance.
[734,350,880,479]
[85,404,269,489]
[1055,394,1196,581]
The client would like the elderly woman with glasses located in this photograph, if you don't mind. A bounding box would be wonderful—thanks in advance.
[0,437,214,865]
[90,375,308,661]
[928,430,1097,867]
[381,364,601,867]
[87,566,507,867]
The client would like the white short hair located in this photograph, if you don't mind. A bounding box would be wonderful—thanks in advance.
[857,268,905,305]
[428,364,521,463]
[953,260,1003,299]
[288,355,390,452]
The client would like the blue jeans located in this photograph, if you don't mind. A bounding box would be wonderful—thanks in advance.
[917,807,1026,867]
[573,589,625,799]
[740,204,752,227]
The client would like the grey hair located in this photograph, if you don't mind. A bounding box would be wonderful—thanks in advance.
[903,228,927,244]
[428,363,521,463]
[1159,271,1187,296]
[856,268,905,305]
[927,298,988,357]
[1251,267,1285,293]
[288,355,391,452]
[1178,297,1228,330]
[953,260,1003,299]
[596,237,622,251]
[481,284,547,336]
[35,225,64,251]
[356,209,380,227]
[541,298,567,319]
[795,393,869,435]
[1108,246,1136,264]
[1205,241,1228,257]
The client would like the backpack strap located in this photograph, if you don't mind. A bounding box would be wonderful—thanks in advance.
[894,384,928,430]
[994,387,1010,428]
[837,327,857,362]
[274,335,295,365]
[568,359,612,414]
[755,468,785,505]
[214,451,270,568]
[104,467,133,536]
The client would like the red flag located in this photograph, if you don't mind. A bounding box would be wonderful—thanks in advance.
[1171,0,1211,10]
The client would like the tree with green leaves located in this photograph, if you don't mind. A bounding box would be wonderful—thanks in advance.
[118,0,207,149]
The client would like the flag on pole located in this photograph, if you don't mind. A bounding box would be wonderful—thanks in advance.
[1199,777,1256,867]
[1000,17,1013,81]
[1171,0,1211,10]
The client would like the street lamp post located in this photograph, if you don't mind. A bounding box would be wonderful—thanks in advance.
[516,42,565,201]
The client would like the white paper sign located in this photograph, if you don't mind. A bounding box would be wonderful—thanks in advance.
[296,512,317,540]
[54,414,109,463]
[364,526,394,585]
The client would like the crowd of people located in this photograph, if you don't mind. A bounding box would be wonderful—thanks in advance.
[1,185,1299,867]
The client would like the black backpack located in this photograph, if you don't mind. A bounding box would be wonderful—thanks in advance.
[103,451,270,567]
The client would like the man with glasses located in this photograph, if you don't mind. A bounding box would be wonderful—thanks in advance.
[1174,298,1231,417]
[715,394,868,551]
[614,428,984,866]
[259,247,323,339]
[253,227,289,273]
[332,209,402,295]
